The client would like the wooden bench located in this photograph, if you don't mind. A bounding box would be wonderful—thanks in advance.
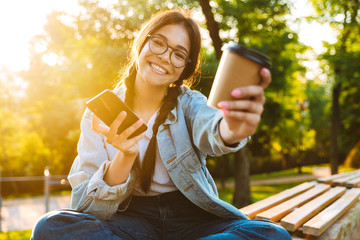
[239,170,360,239]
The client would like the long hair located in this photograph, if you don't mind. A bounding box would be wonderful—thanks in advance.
[115,9,202,192]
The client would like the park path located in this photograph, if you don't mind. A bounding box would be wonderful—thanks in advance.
[0,167,330,232]
[0,194,71,232]
[216,166,330,188]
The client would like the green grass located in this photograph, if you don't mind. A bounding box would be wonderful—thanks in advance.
[3,190,71,200]
[217,165,315,183]
[244,164,355,182]
[218,181,305,204]
[250,166,313,180]
[217,164,358,205]
[0,230,32,240]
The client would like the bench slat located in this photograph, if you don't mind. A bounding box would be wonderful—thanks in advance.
[302,188,360,237]
[346,176,360,188]
[317,170,360,184]
[332,172,360,186]
[280,186,346,232]
[239,182,316,219]
[255,184,330,222]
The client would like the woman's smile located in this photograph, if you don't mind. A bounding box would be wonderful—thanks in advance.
[136,24,190,89]
[150,62,168,74]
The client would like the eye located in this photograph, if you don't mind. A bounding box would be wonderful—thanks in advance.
[152,38,166,48]
[174,51,187,61]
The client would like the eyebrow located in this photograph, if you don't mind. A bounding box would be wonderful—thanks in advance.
[156,33,190,55]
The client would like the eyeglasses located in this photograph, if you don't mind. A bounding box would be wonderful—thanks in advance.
[147,34,190,68]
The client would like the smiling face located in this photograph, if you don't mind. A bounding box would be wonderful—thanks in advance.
[135,24,191,90]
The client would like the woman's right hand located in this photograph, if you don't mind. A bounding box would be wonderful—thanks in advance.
[91,111,145,156]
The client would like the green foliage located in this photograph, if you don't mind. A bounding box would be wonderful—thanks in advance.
[1,0,357,181]
[309,0,360,160]
[0,230,31,240]
[210,0,310,162]
[218,181,303,204]
[344,141,360,169]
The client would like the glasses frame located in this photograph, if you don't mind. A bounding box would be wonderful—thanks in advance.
[147,34,191,68]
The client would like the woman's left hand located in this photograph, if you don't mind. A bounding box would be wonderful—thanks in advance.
[218,68,271,145]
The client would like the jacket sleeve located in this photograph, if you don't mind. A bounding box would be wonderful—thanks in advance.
[67,108,134,220]
[181,88,249,156]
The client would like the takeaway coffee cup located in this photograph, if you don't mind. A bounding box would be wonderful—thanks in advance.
[207,42,271,108]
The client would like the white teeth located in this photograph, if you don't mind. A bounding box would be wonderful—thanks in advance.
[151,63,166,74]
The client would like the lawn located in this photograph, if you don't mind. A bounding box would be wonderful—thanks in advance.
[218,181,304,204]
[0,230,32,240]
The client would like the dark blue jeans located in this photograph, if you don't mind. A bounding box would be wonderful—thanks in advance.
[31,191,291,240]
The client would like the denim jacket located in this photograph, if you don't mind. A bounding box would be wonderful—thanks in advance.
[68,85,249,220]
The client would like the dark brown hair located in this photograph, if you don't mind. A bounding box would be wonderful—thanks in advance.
[115,9,202,192]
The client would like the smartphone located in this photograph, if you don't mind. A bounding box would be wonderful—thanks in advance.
[86,89,147,138]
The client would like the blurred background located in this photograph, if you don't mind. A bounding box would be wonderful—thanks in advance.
[0,0,359,236]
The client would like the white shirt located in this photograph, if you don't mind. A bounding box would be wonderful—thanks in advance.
[132,111,177,196]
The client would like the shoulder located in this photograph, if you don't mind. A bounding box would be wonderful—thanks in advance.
[178,85,207,104]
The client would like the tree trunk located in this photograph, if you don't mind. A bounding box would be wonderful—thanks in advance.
[219,155,229,189]
[198,0,223,60]
[232,146,251,208]
[199,0,251,206]
[329,0,359,174]
[330,82,341,174]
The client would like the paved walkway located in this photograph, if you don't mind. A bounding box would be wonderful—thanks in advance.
[0,167,331,232]
[0,195,71,232]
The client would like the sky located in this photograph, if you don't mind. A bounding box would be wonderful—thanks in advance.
[0,0,338,74]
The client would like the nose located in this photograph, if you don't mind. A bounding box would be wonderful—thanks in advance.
[157,48,172,64]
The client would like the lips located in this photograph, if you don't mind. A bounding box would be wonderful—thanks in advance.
[150,62,168,74]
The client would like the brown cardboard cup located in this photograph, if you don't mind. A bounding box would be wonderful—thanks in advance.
[207,42,271,108]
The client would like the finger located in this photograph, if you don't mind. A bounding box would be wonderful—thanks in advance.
[229,85,264,100]
[259,68,272,89]
[222,85,264,101]
[108,111,127,138]
[91,115,109,134]
[223,111,261,126]
[120,119,145,140]
[116,132,145,150]
[218,100,264,114]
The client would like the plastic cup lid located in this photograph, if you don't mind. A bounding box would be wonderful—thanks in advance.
[222,41,271,68]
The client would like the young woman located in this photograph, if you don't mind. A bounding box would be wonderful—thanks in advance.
[32,9,291,240]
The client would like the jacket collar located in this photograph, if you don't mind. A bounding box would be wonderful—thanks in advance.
[114,83,179,126]
[164,107,177,125]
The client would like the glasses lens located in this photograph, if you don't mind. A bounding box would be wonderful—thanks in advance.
[149,35,189,68]
[171,51,188,68]
[150,37,167,54]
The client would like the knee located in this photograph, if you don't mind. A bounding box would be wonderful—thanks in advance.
[249,219,292,240]
[31,210,77,240]
[31,211,60,240]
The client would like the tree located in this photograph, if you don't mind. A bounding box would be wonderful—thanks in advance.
[18,0,312,195]
[310,0,360,174]
[195,0,308,207]
[198,0,222,60]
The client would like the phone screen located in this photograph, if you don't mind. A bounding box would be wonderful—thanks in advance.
[86,89,147,138]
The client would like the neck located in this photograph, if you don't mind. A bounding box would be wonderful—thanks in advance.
[132,76,167,122]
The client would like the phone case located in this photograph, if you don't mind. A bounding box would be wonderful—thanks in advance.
[86,89,147,138]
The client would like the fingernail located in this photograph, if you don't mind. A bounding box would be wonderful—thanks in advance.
[262,68,270,75]
[218,101,229,108]
[231,89,242,97]
[221,109,229,116]
[137,119,143,125]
